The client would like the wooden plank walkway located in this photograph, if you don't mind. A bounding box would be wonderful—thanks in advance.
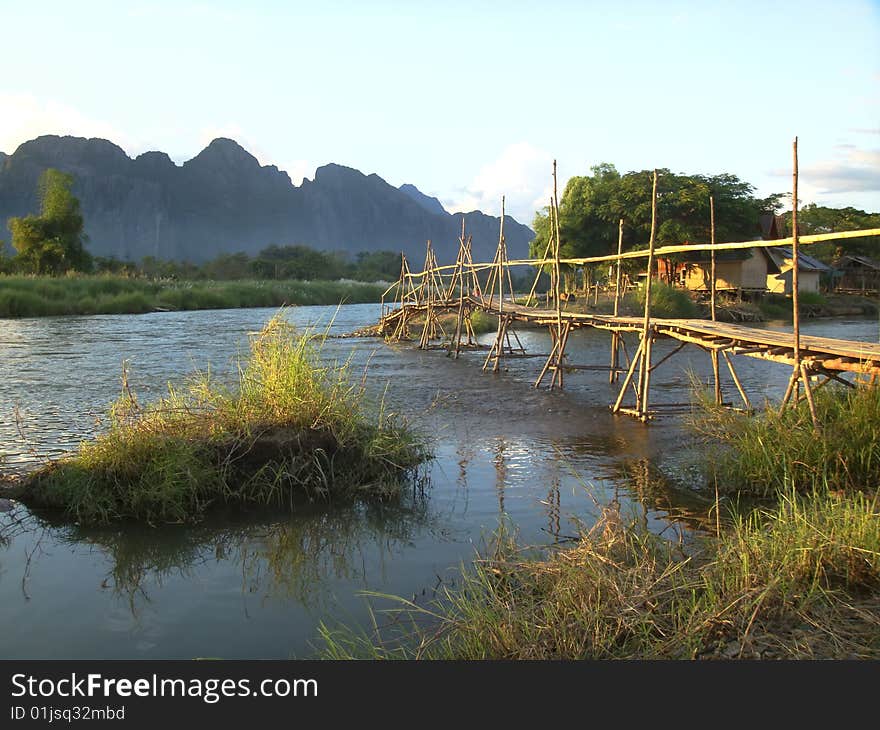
[382,296,880,377]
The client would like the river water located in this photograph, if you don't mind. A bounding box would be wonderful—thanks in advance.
[0,305,877,658]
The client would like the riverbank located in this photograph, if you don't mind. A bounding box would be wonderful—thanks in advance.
[320,385,880,659]
[0,275,387,318]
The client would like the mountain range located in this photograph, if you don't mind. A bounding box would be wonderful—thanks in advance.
[0,135,534,265]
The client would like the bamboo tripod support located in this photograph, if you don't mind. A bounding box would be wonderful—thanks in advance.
[535,161,569,389]
[390,253,418,341]
[417,241,449,349]
[484,197,526,372]
[447,221,480,358]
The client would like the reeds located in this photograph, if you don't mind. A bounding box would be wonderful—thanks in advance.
[22,312,428,523]
[320,488,880,659]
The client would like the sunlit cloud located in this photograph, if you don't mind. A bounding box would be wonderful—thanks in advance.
[0,93,137,156]
[441,142,560,226]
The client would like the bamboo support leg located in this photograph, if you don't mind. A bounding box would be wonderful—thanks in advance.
[779,368,799,413]
[722,351,751,411]
[448,300,465,358]
[612,339,645,413]
[609,332,619,384]
[550,321,572,389]
[535,326,559,388]
[711,350,722,405]
[639,335,654,421]
[800,363,820,430]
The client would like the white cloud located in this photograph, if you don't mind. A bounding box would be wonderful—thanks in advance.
[769,146,880,198]
[441,142,565,225]
[0,93,137,156]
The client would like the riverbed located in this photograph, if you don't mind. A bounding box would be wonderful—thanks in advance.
[0,305,876,658]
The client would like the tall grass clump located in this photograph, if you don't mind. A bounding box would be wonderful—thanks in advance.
[691,384,880,496]
[22,312,427,524]
[626,280,697,318]
[320,488,880,659]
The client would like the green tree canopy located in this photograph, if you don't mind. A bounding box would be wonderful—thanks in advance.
[529,164,784,282]
[8,168,91,274]
[783,204,880,262]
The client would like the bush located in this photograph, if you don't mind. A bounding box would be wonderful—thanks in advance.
[627,280,697,318]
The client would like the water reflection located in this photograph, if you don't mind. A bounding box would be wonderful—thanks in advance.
[42,490,436,613]
[1,308,877,658]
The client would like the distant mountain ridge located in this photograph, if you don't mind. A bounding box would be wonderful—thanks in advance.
[0,135,534,265]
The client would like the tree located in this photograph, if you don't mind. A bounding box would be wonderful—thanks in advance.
[782,204,880,262]
[8,169,92,274]
[529,164,784,289]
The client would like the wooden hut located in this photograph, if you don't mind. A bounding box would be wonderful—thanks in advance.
[764,247,831,294]
[834,254,880,293]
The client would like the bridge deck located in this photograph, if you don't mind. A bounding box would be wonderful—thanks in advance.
[382,296,880,375]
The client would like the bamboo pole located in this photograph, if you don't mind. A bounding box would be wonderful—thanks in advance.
[636,170,659,419]
[553,162,563,343]
[610,219,625,383]
[792,139,801,378]
[511,227,880,270]
[710,195,717,322]
[709,191,721,403]
[711,350,722,405]
[791,137,820,430]
[801,362,820,428]
[524,201,557,307]
[396,227,880,280]
[486,198,508,373]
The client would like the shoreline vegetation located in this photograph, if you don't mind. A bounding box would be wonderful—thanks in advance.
[0,274,388,318]
[319,384,880,660]
[6,312,428,524]
[2,272,877,322]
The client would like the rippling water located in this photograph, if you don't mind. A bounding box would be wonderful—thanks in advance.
[0,306,877,658]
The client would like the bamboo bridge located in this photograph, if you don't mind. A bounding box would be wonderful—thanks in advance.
[368,158,880,423]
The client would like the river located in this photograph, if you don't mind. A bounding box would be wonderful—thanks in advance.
[0,305,877,658]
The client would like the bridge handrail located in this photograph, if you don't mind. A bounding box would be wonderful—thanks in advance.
[390,228,880,282]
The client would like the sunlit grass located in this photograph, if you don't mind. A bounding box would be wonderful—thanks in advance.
[319,488,880,659]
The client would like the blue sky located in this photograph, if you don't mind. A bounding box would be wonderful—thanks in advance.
[1,0,878,224]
